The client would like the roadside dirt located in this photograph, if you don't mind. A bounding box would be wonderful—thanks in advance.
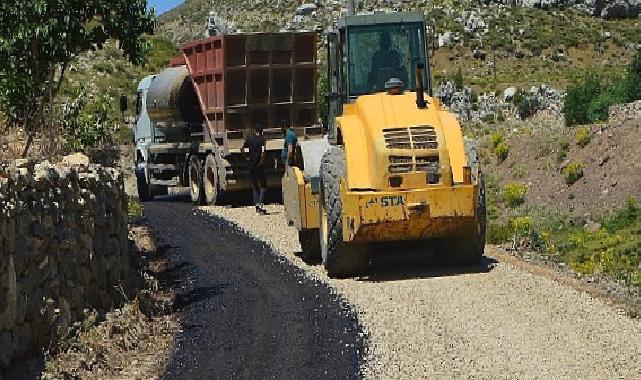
[485,118,641,217]
[202,203,641,379]
[143,200,362,379]
[38,224,181,380]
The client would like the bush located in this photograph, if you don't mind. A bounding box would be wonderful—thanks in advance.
[482,114,496,124]
[453,67,464,90]
[551,198,641,287]
[490,131,504,149]
[487,221,513,244]
[602,197,640,233]
[564,52,641,126]
[575,126,591,148]
[587,79,629,122]
[62,90,112,152]
[562,162,584,185]
[503,182,527,208]
[128,197,143,219]
[564,73,601,126]
[557,140,570,163]
[626,50,641,101]
[494,142,509,162]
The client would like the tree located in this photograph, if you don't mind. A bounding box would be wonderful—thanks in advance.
[0,0,155,157]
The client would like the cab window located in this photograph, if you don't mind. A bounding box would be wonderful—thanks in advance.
[347,22,426,96]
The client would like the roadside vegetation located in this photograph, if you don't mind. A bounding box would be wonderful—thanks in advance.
[564,51,641,126]
[480,117,641,290]
[0,1,183,161]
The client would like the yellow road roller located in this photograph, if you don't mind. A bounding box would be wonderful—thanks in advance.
[283,11,486,277]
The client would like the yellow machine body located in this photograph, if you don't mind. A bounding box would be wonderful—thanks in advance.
[334,91,479,243]
[283,90,480,244]
[282,167,320,231]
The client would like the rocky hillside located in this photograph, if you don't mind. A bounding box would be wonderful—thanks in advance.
[157,0,641,94]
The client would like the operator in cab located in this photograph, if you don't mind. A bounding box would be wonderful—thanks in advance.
[368,32,405,89]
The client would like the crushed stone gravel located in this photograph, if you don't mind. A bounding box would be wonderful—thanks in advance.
[202,203,641,380]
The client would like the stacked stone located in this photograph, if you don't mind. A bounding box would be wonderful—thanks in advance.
[0,158,129,367]
[608,100,641,126]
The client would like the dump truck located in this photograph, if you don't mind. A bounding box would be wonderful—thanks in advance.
[132,31,320,204]
[283,11,486,277]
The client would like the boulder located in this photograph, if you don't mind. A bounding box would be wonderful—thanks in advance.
[62,153,90,167]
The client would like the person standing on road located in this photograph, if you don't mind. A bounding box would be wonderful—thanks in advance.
[280,120,298,170]
[242,123,268,215]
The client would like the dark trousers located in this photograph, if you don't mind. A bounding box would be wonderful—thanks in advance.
[250,166,267,206]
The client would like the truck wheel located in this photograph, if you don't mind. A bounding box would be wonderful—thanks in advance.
[189,156,206,205]
[135,164,151,202]
[298,229,321,264]
[319,146,368,278]
[204,154,218,205]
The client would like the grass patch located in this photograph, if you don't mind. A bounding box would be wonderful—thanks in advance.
[550,198,641,288]
[503,182,528,208]
[128,197,144,220]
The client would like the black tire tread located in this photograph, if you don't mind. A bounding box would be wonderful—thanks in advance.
[298,229,321,264]
[437,141,486,265]
[320,147,367,278]
[189,156,206,206]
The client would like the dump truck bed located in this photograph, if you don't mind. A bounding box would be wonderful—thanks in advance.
[178,32,320,149]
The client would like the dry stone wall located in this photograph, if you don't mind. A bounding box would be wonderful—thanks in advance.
[0,158,130,367]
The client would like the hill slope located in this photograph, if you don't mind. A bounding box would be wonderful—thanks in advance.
[157,0,641,92]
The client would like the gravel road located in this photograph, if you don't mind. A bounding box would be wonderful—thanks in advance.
[143,201,362,380]
[201,203,641,380]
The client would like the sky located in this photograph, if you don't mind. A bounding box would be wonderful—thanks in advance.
[148,0,184,14]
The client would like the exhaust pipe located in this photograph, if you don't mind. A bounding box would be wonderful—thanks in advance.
[415,63,427,109]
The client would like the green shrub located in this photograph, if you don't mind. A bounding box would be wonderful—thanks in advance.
[562,162,584,185]
[513,165,526,178]
[626,50,641,101]
[565,52,641,126]
[564,73,601,126]
[487,221,513,244]
[588,79,629,122]
[490,131,505,149]
[575,126,591,148]
[556,140,570,163]
[494,142,509,162]
[602,197,640,233]
[482,114,496,124]
[128,197,143,219]
[503,182,527,208]
[453,67,464,90]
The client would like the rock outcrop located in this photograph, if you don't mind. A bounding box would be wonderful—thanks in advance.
[480,0,641,19]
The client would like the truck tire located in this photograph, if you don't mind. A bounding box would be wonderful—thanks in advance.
[135,166,151,202]
[319,146,368,278]
[189,155,206,206]
[298,229,321,263]
[204,154,218,205]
